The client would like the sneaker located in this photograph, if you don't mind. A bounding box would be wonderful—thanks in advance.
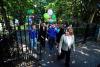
[41,50,44,53]
[30,50,32,54]
[34,47,37,50]
[49,54,51,57]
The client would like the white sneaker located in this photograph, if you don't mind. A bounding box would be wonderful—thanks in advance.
[49,54,51,57]
[30,50,32,54]
[34,47,37,50]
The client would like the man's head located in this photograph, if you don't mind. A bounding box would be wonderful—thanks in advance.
[32,24,36,29]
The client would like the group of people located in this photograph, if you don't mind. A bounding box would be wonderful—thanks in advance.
[29,22,75,67]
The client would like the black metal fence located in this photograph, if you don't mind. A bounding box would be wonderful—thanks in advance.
[0,20,41,67]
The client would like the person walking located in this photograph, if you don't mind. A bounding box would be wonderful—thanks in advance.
[39,23,47,50]
[56,26,65,48]
[30,24,38,50]
[47,24,57,54]
[58,26,75,67]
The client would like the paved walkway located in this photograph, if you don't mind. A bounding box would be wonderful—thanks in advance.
[16,31,100,67]
[39,41,100,67]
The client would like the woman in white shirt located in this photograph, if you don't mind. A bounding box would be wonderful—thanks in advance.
[58,26,75,67]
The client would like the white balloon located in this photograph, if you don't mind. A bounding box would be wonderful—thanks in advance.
[47,9,53,16]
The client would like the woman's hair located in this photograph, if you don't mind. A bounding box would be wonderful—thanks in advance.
[67,26,74,35]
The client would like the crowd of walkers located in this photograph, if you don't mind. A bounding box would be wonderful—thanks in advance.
[28,22,75,67]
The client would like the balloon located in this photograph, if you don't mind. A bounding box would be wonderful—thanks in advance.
[49,19,54,24]
[47,9,53,16]
[52,14,56,21]
[43,13,50,20]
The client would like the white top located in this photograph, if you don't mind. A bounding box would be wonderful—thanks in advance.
[67,36,73,47]
[58,34,75,54]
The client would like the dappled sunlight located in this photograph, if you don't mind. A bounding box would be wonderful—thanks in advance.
[83,61,88,64]
[41,60,54,66]
[72,60,76,64]
[81,46,90,50]
[78,50,89,56]
[32,53,38,58]
[45,51,47,54]
[47,61,50,64]
[71,60,88,65]
[42,63,47,66]
[41,60,44,62]
[93,49,100,53]
[0,23,2,31]
[47,60,55,64]
[75,55,78,57]
[40,61,54,66]
[16,61,37,67]
[51,61,54,63]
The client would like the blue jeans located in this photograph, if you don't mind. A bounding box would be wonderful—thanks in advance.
[31,38,37,49]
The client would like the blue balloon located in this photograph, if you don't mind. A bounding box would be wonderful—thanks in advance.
[49,19,54,24]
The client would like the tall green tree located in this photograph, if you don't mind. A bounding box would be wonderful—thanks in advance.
[0,0,34,26]
[80,0,99,23]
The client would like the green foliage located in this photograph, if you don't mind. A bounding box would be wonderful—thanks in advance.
[49,0,82,24]
[1,0,98,24]
[2,0,34,23]
[80,0,98,22]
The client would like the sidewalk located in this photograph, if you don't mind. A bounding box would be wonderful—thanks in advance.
[38,40,100,67]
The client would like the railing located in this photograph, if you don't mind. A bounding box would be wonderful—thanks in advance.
[0,22,41,67]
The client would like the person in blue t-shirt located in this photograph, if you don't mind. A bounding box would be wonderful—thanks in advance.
[47,24,57,52]
[30,24,38,50]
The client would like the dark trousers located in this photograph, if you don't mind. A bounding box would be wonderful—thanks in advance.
[58,49,71,67]
[48,37,55,51]
[40,39,45,48]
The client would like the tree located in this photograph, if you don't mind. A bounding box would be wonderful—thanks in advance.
[0,0,35,27]
[80,0,99,23]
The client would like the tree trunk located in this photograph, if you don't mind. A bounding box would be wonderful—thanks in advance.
[0,0,11,30]
[89,10,96,23]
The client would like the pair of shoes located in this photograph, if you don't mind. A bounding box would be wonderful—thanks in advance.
[30,50,32,54]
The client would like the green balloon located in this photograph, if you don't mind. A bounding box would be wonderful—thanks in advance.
[27,9,34,15]
[51,14,56,22]
[52,14,56,21]
[43,13,50,20]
